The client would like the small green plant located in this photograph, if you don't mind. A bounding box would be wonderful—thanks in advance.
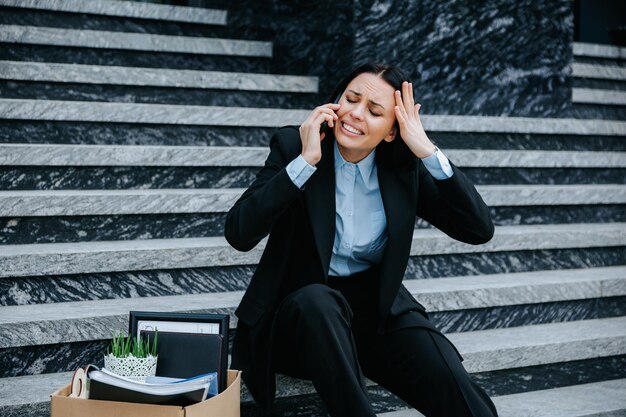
[107,330,158,358]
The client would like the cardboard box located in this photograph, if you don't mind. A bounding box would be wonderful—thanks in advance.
[51,369,241,417]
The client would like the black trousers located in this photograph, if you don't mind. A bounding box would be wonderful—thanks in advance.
[271,268,498,417]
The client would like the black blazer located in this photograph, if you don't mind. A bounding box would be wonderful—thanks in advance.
[224,126,494,410]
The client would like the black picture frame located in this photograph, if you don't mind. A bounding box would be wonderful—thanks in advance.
[128,311,229,392]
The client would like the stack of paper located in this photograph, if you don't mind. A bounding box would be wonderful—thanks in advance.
[87,367,217,406]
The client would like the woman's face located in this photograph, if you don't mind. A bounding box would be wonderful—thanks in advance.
[332,72,398,163]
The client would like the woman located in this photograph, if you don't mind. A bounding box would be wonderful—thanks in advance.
[225,63,498,417]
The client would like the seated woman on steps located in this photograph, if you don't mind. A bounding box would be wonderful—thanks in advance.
[225,63,498,417]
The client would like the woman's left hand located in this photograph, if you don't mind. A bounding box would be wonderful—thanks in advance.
[394,81,437,159]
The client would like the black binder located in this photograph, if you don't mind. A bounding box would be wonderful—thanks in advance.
[129,311,229,392]
[88,376,206,406]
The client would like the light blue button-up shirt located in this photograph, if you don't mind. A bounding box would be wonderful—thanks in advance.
[286,141,454,276]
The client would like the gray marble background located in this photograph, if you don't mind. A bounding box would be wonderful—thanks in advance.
[354,0,572,117]
[222,0,572,117]
[1,0,614,122]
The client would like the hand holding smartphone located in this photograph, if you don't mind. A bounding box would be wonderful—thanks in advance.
[299,93,342,166]
[319,92,343,135]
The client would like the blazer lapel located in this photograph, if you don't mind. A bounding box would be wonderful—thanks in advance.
[304,137,336,280]
[376,162,417,326]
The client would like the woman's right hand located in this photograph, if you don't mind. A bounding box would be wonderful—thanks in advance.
[299,103,341,165]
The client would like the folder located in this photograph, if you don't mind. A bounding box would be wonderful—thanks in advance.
[129,312,229,392]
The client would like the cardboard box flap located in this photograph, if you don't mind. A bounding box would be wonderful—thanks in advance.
[185,370,241,417]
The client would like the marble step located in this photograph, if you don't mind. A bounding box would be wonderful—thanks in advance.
[573,88,626,106]
[0,82,318,109]
[1,318,624,416]
[0,24,272,57]
[3,297,624,378]
[1,99,626,135]
[451,316,626,373]
[0,42,271,75]
[569,58,626,118]
[1,124,624,150]
[4,245,624,307]
[0,0,227,26]
[1,185,625,217]
[0,1,272,43]
[1,265,624,348]
[0,60,319,108]
[1,146,623,191]
[0,61,318,93]
[4,205,626,245]
[2,144,624,168]
[0,162,624,189]
[0,222,624,278]
[573,63,626,81]
[378,378,626,417]
[573,42,626,60]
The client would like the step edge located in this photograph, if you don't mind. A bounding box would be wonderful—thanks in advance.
[0,0,228,25]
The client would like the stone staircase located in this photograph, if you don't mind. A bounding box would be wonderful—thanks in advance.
[0,1,625,416]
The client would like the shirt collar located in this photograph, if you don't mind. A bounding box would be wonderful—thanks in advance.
[333,140,377,188]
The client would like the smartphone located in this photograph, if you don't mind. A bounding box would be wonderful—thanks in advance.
[319,92,342,135]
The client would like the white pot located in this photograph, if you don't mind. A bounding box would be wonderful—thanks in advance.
[103,353,158,382]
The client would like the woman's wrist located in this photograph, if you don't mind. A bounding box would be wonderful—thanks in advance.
[301,151,321,166]
[405,135,437,159]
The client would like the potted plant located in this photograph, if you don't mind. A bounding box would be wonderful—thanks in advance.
[103,330,158,381]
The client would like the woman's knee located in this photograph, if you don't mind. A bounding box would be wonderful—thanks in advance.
[284,284,352,322]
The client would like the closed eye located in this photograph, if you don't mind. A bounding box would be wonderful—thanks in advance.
[346,98,382,116]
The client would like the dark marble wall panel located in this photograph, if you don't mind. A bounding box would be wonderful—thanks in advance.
[0,340,108,378]
[0,266,255,306]
[459,168,626,185]
[574,78,626,91]
[0,166,257,190]
[222,0,354,103]
[574,56,626,67]
[0,213,227,244]
[415,205,626,228]
[217,1,574,117]
[599,296,626,314]
[0,44,271,73]
[489,205,626,226]
[354,0,572,117]
[564,104,626,121]
[0,122,276,146]
[428,132,626,152]
[473,355,626,397]
[0,81,318,109]
[429,296,626,333]
[404,247,626,278]
[0,2,594,121]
